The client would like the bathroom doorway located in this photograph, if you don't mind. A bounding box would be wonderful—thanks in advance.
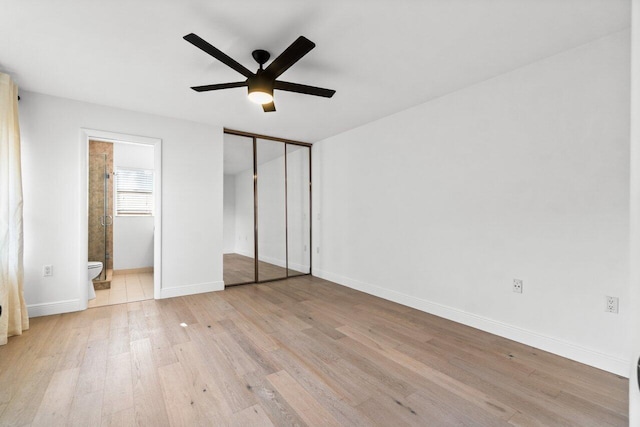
[81,129,162,308]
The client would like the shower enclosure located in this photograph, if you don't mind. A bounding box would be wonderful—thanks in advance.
[88,141,113,283]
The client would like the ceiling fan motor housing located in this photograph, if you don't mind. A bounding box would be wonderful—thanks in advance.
[247,71,274,98]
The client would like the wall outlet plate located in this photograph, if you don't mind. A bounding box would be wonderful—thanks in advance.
[605,296,619,313]
[513,279,523,293]
[43,265,53,277]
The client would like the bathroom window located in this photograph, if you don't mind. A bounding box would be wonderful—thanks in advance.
[115,167,154,216]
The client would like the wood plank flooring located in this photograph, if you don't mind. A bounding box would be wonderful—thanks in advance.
[0,275,628,426]
[224,253,307,286]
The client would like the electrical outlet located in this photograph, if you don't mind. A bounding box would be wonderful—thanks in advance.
[316,247,320,254]
[605,296,619,313]
[43,265,53,277]
[513,279,523,293]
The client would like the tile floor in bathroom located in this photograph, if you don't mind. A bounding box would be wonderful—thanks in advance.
[88,271,154,308]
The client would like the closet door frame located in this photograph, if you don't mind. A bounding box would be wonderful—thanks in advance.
[224,128,312,285]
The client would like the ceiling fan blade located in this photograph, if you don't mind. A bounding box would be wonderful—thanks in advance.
[262,101,276,112]
[191,81,247,92]
[264,36,315,79]
[274,81,335,98]
[184,33,254,78]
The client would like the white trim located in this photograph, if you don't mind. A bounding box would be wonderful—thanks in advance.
[80,128,162,307]
[159,281,224,299]
[257,254,310,273]
[28,299,82,318]
[287,261,310,274]
[257,254,287,269]
[629,0,640,421]
[235,248,254,259]
[228,250,310,275]
[314,268,630,377]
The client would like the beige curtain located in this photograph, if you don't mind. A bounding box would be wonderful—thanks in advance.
[0,72,28,345]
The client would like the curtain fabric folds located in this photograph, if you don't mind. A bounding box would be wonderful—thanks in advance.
[0,72,28,345]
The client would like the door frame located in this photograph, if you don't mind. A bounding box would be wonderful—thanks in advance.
[79,128,162,307]
[223,128,312,286]
[630,0,640,422]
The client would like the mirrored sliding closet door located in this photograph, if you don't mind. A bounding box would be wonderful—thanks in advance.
[222,130,311,286]
[286,144,310,277]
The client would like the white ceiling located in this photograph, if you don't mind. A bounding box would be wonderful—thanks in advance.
[0,0,630,143]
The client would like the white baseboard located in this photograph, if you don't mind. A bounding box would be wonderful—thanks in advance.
[159,281,224,299]
[234,248,254,258]
[113,267,153,275]
[313,268,629,377]
[27,299,82,318]
[258,254,287,269]
[230,250,309,274]
[27,280,225,316]
[287,260,310,274]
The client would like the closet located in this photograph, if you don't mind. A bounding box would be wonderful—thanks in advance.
[222,130,311,286]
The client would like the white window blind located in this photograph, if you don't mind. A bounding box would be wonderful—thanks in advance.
[115,168,154,215]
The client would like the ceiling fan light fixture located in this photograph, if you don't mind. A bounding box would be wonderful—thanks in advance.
[247,74,274,105]
[247,89,273,104]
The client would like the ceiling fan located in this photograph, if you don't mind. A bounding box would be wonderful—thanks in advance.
[184,33,335,112]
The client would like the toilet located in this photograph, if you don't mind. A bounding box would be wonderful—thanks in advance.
[87,261,103,300]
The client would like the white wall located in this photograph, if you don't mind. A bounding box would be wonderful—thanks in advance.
[629,0,640,421]
[234,167,254,258]
[257,143,287,269]
[286,146,310,273]
[223,174,236,253]
[19,91,224,315]
[113,216,154,270]
[313,31,630,375]
[113,142,155,270]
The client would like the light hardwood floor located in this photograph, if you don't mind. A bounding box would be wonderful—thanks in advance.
[0,275,628,426]
[88,272,154,308]
[224,253,307,286]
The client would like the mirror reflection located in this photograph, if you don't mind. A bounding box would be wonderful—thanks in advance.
[257,139,287,282]
[222,132,311,286]
[286,144,310,276]
[223,134,255,285]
